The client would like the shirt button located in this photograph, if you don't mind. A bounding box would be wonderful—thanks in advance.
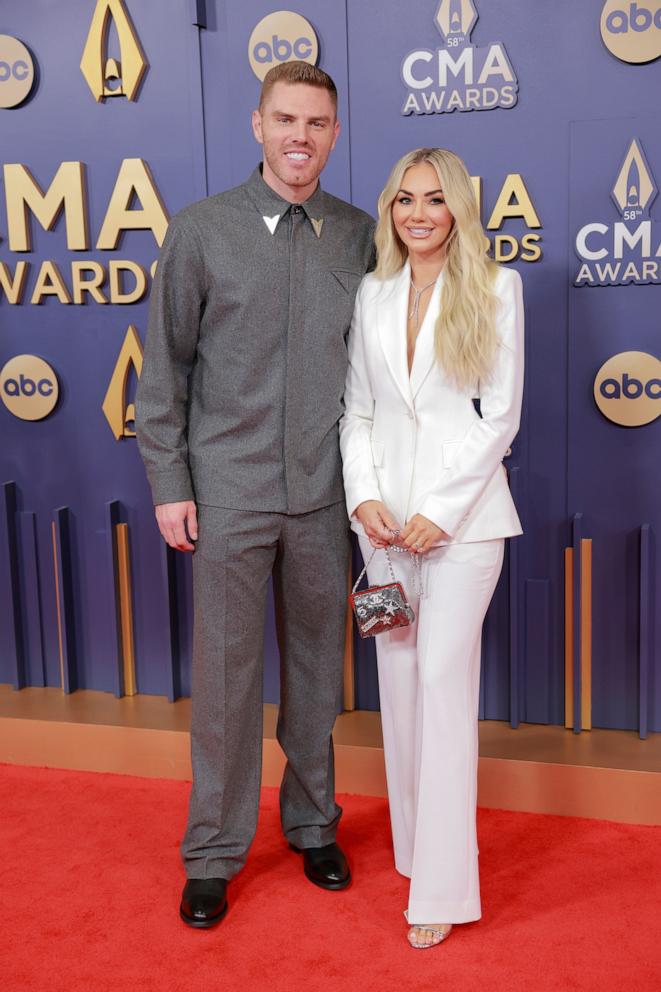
[292,205,302,213]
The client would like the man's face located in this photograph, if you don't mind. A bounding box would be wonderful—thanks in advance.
[252,82,340,201]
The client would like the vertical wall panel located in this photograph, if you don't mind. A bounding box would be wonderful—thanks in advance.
[580,539,593,731]
[52,507,77,694]
[564,547,574,729]
[187,11,209,200]
[509,528,521,729]
[0,482,25,689]
[116,523,137,695]
[572,514,583,735]
[18,511,46,687]
[160,542,181,704]
[524,579,551,724]
[639,525,653,740]
[104,499,124,697]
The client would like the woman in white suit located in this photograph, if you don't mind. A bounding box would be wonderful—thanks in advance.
[340,148,524,949]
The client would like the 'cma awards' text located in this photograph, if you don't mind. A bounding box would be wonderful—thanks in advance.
[401,45,517,115]
[0,163,543,306]
[575,221,661,285]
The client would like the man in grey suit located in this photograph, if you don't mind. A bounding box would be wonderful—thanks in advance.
[135,61,375,928]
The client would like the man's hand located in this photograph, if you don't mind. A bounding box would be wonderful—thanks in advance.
[399,513,449,554]
[354,500,401,549]
[155,500,198,552]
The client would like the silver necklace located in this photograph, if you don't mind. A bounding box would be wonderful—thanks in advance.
[408,277,437,329]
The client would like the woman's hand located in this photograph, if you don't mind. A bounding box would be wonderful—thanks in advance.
[399,513,449,554]
[354,500,401,549]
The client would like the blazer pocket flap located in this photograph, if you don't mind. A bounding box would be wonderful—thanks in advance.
[442,440,463,468]
[331,269,363,293]
[370,440,385,466]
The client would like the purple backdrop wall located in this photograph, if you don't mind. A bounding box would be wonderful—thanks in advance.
[1,0,660,731]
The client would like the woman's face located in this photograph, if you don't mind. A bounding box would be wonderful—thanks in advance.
[391,161,454,261]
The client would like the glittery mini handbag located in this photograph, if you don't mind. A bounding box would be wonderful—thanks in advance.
[349,545,418,638]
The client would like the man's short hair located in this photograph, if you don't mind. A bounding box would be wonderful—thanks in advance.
[259,61,338,112]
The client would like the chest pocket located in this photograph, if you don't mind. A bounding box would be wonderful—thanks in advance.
[328,270,364,344]
[331,269,363,295]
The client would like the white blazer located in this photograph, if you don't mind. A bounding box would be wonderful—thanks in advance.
[339,262,524,546]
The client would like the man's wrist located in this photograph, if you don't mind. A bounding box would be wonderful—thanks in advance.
[148,468,195,506]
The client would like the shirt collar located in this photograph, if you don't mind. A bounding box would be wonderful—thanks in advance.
[245,165,326,238]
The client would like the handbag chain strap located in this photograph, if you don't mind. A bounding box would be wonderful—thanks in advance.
[352,531,422,595]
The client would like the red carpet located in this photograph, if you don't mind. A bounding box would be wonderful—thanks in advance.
[1,764,660,992]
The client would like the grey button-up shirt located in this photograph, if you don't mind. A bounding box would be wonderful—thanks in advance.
[136,166,375,514]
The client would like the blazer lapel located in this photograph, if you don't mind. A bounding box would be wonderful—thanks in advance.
[377,263,414,411]
[410,270,444,400]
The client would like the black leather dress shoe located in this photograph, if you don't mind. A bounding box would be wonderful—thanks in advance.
[291,842,351,890]
[179,878,228,928]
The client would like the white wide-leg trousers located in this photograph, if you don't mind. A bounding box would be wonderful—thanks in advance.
[358,536,505,924]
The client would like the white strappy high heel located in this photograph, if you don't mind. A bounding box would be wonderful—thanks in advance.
[407,924,453,949]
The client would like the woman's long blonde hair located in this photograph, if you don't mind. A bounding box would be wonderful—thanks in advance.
[375,147,499,390]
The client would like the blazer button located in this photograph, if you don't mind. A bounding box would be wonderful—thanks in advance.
[407,410,415,420]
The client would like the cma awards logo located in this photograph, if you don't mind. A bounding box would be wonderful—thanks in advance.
[575,138,661,286]
[594,352,661,426]
[102,325,143,439]
[248,12,319,82]
[401,0,518,116]
[601,1,661,63]
[80,0,148,101]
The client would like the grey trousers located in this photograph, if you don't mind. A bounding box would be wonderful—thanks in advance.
[181,501,350,880]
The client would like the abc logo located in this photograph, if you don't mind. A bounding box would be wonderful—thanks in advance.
[0,35,35,108]
[248,11,319,82]
[594,351,661,426]
[0,355,59,421]
[600,1,661,63]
